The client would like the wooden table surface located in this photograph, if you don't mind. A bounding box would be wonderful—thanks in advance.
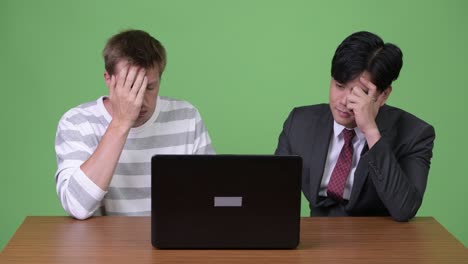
[1,216,466,263]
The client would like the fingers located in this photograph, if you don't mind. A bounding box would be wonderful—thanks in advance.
[347,85,377,110]
[124,66,139,90]
[116,65,129,93]
[359,77,378,100]
[348,86,368,106]
[135,76,148,106]
[350,86,366,97]
[346,93,360,113]
[347,92,359,104]
[115,65,147,98]
[130,68,146,96]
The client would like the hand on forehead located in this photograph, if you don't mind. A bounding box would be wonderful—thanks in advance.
[115,60,144,76]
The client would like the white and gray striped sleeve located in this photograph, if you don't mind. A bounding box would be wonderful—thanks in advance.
[193,109,215,154]
[54,115,106,220]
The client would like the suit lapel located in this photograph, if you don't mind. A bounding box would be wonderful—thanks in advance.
[308,108,333,207]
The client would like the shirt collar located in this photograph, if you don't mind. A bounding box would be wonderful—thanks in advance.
[332,121,365,142]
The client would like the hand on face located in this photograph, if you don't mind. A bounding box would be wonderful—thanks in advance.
[345,77,387,135]
[108,65,148,129]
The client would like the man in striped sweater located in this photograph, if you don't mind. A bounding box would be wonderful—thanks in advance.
[54,30,215,219]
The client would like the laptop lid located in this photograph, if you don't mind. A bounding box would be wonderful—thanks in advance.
[151,155,302,249]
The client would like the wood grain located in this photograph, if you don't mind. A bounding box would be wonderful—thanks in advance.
[1,216,466,263]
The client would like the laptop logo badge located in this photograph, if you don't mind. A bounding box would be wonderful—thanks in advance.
[214,197,242,207]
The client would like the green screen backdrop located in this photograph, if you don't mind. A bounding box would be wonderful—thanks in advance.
[1,0,467,250]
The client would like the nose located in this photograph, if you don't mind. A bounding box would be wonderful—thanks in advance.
[339,89,351,105]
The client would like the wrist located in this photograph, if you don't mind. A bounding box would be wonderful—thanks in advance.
[108,120,132,136]
[364,127,381,149]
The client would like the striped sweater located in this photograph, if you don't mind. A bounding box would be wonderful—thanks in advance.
[55,96,215,219]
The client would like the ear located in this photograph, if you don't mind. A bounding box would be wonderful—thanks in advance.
[378,86,392,106]
[104,71,111,88]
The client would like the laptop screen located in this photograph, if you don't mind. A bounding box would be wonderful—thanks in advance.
[151,155,302,249]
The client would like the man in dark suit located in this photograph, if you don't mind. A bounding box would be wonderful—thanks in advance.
[275,31,435,221]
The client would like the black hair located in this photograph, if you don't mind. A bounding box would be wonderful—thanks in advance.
[331,31,403,91]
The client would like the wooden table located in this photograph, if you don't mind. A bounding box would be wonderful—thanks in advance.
[1,216,466,263]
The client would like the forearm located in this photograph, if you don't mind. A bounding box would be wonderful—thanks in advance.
[365,138,430,221]
[363,127,381,149]
[80,64,148,189]
[56,167,106,220]
[80,120,130,191]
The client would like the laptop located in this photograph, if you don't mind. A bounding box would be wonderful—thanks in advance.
[151,154,302,249]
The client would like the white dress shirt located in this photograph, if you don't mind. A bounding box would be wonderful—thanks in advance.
[319,121,366,200]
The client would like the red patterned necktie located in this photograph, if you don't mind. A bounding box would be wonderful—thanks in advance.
[327,128,356,201]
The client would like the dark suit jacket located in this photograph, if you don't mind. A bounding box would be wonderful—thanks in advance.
[275,104,435,221]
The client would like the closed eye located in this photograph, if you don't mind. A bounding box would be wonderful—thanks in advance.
[147,83,159,90]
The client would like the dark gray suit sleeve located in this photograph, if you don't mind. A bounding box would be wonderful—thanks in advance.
[365,124,435,222]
